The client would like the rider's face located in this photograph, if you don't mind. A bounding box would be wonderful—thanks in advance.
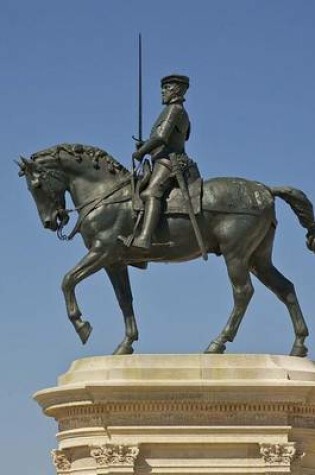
[161,83,178,104]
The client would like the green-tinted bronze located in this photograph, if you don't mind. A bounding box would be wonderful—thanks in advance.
[18,143,315,357]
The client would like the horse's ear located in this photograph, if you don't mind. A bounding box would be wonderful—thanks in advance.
[14,159,26,177]
[15,156,31,176]
[17,156,35,176]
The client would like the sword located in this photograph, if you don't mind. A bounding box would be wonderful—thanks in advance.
[132,33,143,165]
[126,34,144,242]
[170,153,208,261]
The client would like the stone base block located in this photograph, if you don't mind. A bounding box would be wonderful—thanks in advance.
[34,354,315,474]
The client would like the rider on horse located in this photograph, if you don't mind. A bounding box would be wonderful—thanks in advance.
[121,74,191,249]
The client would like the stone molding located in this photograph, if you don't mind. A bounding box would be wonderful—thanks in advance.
[51,449,71,472]
[57,401,315,432]
[90,444,139,467]
[259,442,303,465]
[57,401,315,416]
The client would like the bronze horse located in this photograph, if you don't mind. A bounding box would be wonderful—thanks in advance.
[18,144,315,356]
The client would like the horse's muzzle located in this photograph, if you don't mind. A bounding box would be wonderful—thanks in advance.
[44,219,58,231]
[43,210,59,231]
[43,220,51,229]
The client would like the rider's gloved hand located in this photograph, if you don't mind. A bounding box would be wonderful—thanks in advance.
[132,150,144,161]
[58,209,70,226]
[135,140,144,150]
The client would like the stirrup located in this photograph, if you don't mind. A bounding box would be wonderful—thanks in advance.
[131,236,151,249]
[117,234,134,247]
[118,234,150,249]
[118,210,144,248]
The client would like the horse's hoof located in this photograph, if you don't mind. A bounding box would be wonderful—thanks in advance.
[290,344,308,357]
[78,321,92,345]
[113,343,134,355]
[204,341,226,354]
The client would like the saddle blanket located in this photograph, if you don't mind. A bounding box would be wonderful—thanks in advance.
[133,178,202,215]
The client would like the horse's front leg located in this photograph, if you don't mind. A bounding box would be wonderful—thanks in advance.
[105,265,138,355]
[61,242,105,344]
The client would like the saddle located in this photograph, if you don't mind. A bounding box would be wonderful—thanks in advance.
[165,178,202,214]
[133,158,202,215]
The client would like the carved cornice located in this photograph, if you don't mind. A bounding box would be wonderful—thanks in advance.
[57,400,315,416]
[260,442,304,465]
[57,400,315,431]
[51,449,71,472]
[90,444,139,467]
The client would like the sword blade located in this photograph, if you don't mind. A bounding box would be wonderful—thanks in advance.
[138,33,143,143]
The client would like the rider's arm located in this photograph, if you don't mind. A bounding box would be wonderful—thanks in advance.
[155,107,181,142]
[133,105,182,160]
[135,136,164,158]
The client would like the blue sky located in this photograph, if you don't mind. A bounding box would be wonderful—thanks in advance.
[1,1,315,473]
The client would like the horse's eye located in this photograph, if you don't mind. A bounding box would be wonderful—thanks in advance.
[31,178,41,189]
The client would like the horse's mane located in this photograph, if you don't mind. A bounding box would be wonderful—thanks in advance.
[31,143,130,176]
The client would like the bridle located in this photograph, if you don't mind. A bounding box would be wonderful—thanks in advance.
[28,158,132,241]
[29,167,70,240]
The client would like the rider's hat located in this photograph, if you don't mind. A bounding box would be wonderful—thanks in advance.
[161,74,190,88]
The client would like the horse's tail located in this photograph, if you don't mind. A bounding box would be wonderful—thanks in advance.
[271,186,315,253]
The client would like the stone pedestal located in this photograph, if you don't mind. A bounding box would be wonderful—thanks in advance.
[34,355,315,474]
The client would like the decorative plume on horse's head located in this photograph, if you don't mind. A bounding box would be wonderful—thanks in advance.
[30,143,130,176]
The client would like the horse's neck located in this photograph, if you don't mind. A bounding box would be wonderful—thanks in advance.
[68,173,129,208]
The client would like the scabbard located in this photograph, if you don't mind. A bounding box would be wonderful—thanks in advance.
[170,154,208,261]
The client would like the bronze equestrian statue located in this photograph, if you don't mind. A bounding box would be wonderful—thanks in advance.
[18,137,315,357]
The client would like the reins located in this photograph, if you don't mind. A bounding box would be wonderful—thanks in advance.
[57,175,131,241]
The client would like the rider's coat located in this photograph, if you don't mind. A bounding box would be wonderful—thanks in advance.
[149,98,190,162]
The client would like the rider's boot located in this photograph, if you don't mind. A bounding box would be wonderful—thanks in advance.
[121,197,161,249]
[132,197,161,249]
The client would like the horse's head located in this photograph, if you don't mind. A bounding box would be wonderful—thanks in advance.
[18,156,69,232]
[18,143,130,236]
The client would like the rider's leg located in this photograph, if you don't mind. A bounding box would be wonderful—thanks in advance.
[120,160,172,249]
[140,159,172,201]
[132,197,161,248]
[132,160,172,249]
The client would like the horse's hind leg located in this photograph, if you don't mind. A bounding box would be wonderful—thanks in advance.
[205,255,254,354]
[105,265,139,355]
[250,227,309,357]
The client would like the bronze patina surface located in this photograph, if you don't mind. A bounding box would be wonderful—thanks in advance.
[18,140,315,357]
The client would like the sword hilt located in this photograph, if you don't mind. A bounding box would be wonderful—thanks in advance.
[132,135,144,151]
